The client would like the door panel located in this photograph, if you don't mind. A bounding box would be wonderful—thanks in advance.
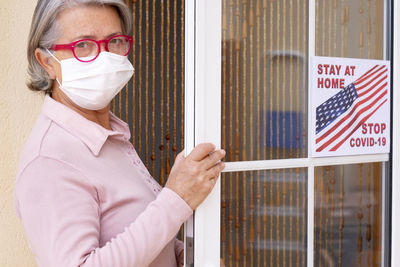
[313,1,387,266]
[217,0,389,267]
[314,163,384,267]
[221,0,309,161]
[221,168,308,267]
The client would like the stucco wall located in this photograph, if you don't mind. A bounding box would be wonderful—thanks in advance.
[0,1,44,266]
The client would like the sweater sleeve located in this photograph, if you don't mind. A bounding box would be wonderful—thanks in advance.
[14,156,193,267]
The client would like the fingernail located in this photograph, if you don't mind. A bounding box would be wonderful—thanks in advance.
[221,149,226,156]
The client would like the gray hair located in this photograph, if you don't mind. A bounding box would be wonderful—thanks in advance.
[27,0,132,93]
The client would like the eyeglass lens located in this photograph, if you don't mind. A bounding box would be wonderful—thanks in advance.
[74,36,130,61]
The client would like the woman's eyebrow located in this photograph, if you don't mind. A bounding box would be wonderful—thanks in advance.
[72,32,123,41]
[105,32,123,38]
[72,33,96,40]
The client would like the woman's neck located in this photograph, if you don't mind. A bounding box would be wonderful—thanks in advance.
[51,87,112,130]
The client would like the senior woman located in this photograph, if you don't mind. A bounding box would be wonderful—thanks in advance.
[14,0,225,266]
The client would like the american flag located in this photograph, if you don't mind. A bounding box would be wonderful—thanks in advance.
[315,64,389,152]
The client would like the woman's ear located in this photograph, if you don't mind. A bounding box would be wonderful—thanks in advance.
[35,48,58,79]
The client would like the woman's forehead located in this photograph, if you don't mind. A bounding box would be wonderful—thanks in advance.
[57,4,122,41]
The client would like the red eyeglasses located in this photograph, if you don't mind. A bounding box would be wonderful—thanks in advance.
[51,35,133,62]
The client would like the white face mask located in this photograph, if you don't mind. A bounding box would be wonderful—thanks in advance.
[47,50,134,110]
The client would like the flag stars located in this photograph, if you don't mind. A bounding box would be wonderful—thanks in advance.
[315,82,358,134]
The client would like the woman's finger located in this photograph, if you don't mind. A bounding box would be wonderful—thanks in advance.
[205,161,225,180]
[186,143,216,161]
[201,149,225,170]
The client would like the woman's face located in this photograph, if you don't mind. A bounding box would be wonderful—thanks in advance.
[47,4,123,82]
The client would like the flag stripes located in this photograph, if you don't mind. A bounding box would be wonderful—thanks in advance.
[316,81,388,144]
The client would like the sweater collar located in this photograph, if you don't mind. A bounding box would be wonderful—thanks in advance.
[42,95,131,156]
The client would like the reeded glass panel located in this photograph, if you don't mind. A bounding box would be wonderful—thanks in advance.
[314,163,384,266]
[221,0,309,161]
[221,169,307,267]
[314,2,387,265]
[315,0,384,59]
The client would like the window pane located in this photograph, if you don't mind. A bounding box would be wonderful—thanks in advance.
[221,169,307,266]
[314,163,384,266]
[315,0,384,59]
[221,0,309,161]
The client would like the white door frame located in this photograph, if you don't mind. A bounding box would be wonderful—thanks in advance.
[184,0,222,266]
[185,0,394,266]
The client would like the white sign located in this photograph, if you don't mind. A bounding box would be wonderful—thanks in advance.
[310,56,391,157]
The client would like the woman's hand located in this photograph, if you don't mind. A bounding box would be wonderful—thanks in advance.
[178,250,184,267]
[165,143,225,210]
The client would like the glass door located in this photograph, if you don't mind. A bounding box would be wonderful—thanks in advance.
[184,0,392,266]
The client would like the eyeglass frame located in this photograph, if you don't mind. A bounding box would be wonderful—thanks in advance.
[50,34,133,63]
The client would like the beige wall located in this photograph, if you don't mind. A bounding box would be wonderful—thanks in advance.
[0,1,44,266]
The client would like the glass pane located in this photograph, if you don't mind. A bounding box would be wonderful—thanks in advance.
[315,0,384,59]
[221,168,307,266]
[314,163,384,266]
[221,0,309,161]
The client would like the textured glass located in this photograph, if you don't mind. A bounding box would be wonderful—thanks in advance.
[314,2,387,264]
[221,169,307,267]
[314,163,384,267]
[315,0,384,60]
[221,0,309,161]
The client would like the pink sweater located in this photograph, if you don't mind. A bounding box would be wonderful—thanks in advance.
[14,95,193,267]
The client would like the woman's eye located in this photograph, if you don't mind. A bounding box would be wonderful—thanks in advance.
[75,41,95,49]
[76,42,87,48]
[110,38,125,45]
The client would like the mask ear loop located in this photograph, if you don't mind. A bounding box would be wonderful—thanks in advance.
[46,49,62,87]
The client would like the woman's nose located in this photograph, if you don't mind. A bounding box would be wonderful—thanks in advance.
[99,43,107,52]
